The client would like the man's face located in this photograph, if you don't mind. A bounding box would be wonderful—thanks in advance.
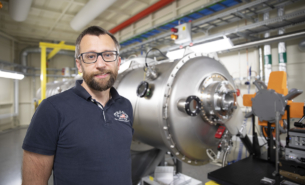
[76,34,121,91]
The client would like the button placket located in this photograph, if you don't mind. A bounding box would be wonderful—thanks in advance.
[91,98,107,122]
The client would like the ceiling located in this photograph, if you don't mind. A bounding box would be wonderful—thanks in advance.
[0,0,159,44]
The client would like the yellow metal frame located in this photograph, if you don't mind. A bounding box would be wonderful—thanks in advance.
[39,42,75,102]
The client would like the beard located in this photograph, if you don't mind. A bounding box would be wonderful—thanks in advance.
[82,66,118,92]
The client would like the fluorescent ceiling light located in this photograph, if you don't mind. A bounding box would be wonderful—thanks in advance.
[166,48,185,61]
[191,36,233,54]
[0,70,24,80]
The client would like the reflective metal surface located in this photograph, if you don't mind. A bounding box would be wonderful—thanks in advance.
[116,53,243,165]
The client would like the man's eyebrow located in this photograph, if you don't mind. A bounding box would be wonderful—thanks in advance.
[84,50,117,53]
[102,50,117,52]
[85,50,116,53]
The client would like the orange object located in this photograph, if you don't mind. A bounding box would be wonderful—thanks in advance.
[171,34,178,40]
[0,2,2,9]
[243,71,304,125]
[243,94,255,106]
[267,71,288,95]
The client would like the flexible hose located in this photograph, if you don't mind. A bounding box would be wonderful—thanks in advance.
[222,149,229,167]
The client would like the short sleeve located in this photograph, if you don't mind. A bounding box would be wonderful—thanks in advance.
[128,100,134,126]
[22,99,60,155]
[126,100,134,135]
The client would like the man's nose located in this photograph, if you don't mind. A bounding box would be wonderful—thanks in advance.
[95,55,106,68]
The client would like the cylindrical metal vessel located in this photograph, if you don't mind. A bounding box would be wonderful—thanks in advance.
[115,53,242,166]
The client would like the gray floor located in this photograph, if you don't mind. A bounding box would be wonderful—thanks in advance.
[0,127,219,185]
[0,127,54,185]
[0,127,26,185]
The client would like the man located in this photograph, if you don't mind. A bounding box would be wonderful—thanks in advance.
[22,26,134,185]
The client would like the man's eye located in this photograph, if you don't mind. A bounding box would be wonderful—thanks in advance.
[104,53,113,57]
[86,54,96,59]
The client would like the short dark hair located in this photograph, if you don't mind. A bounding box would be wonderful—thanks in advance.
[75,26,120,58]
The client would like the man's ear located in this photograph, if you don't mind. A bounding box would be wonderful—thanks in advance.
[117,57,121,70]
[76,59,83,73]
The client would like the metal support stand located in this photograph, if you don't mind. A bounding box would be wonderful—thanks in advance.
[240,135,254,155]
[273,111,281,176]
[175,159,182,174]
[252,115,261,157]
[239,115,261,157]
[267,121,275,162]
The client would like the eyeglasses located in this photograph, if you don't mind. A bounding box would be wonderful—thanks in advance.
[78,51,119,64]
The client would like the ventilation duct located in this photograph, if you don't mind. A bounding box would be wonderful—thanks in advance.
[70,0,117,31]
[9,0,33,22]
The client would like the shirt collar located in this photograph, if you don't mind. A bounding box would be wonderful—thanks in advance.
[72,80,121,101]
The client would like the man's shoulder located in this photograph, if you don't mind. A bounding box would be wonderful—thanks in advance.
[45,87,76,104]
[116,95,132,106]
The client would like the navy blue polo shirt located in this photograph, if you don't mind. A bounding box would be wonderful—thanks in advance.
[23,80,133,185]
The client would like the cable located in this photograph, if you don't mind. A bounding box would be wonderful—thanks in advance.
[222,148,230,167]
[261,126,268,141]
[144,48,168,71]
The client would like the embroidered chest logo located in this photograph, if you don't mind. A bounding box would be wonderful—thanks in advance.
[114,110,129,122]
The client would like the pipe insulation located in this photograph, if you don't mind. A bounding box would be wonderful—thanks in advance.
[9,0,33,22]
[278,6,287,72]
[70,0,117,31]
[263,12,272,84]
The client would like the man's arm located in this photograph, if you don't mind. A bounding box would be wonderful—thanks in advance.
[22,150,54,185]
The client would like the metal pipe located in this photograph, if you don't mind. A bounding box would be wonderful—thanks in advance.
[259,47,264,80]
[222,148,229,167]
[273,111,280,176]
[109,0,175,34]
[21,47,75,73]
[25,74,76,78]
[0,113,15,120]
[0,79,19,120]
[278,6,287,72]
[226,31,305,52]
[263,12,272,85]
[0,30,19,42]
[14,80,18,116]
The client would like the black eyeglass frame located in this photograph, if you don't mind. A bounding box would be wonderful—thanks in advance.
[77,51,119,64]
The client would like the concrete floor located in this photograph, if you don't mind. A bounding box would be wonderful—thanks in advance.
[0,127,54,185]
[0,127,220,185]
[0,127,25,185]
